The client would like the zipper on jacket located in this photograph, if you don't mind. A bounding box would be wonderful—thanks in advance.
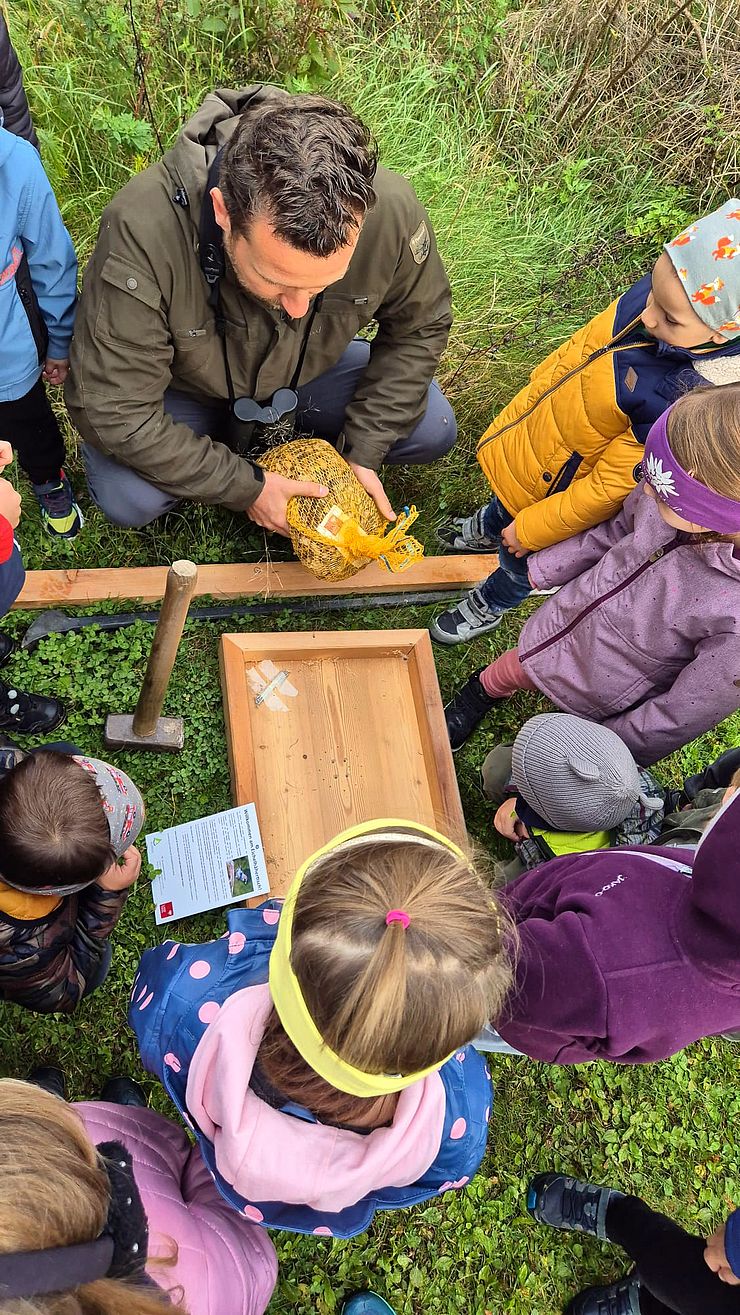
[477,315,651,455]
[519,536,683,663]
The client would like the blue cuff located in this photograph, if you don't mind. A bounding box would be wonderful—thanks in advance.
[726,1208,740,1279]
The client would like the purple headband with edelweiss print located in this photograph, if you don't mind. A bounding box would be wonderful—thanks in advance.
[642,406,740,534]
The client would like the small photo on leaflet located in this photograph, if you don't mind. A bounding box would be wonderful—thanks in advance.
[227,857,255,898]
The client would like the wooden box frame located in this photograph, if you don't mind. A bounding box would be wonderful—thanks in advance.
[220,629,465,900]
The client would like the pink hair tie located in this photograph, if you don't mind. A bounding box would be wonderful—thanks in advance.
[385,909,410,930]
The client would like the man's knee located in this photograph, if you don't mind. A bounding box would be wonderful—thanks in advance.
[421,387,457,460]
[385,384,457,465]
[82,445,178,527]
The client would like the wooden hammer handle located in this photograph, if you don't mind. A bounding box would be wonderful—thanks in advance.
[133,560,198,737]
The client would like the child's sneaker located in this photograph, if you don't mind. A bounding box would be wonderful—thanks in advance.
[565,1277,641,1315]
[431,588,503,645]
[527,1172,623,1240]
[32,470,83,540]
[437,507,497,554]
[444,670,497,751]
[0,685,66,734]
[342,1295,396,1315]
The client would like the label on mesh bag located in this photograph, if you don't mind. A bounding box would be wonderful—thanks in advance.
[317,505,351,540]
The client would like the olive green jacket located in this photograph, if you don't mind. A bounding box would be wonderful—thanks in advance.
[65,86,452,510]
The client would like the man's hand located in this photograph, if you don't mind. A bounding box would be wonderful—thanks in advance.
[0,478,21,529]
[501,520,527,558]
[247,470,328,536]
[96,846,142,892]
[494,797,528,843]
[705,1224,740,1285]
[0,443,13,471]
[43,358,70,386]
[348,462,396,522]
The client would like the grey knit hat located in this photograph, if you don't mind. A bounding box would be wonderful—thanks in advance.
[510,713,663,832]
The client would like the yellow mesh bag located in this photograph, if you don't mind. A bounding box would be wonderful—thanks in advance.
[259,438,424,582]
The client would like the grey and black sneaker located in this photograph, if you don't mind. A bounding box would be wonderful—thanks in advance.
[565,1277,641,1315]
[430,588,504,645]
[444,670,497,752]
[527,1172,623,1241]
[437,507,497,554]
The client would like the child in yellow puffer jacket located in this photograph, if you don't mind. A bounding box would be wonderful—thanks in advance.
[431,199,740,645]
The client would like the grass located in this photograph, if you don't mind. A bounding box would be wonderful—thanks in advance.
[4,0,740,1310]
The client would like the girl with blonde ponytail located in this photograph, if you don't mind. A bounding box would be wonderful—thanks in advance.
[131,820,515,1238]
[0,1078,277,1315]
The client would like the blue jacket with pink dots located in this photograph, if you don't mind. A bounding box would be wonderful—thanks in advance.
[129,903,493,1238]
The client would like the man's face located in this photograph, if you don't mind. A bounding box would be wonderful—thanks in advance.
[211,187,360,319]
[641,252,727,349]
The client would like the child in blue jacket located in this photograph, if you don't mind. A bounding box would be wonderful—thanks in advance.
[130,820,513,1238]
[0,122,81,538]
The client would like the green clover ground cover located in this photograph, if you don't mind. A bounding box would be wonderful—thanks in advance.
[5,1,740,1310]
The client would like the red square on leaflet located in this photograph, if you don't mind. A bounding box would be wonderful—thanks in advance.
[159,902,173,920]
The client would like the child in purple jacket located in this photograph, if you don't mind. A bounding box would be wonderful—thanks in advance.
[491,775,740,1064]
[444,381,740,764]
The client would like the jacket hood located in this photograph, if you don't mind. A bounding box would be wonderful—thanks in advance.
[161,85,288,227]
[673,789,740,987]
[185,983,448,1215]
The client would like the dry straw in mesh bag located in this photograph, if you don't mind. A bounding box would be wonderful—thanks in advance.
[259,438,424,582]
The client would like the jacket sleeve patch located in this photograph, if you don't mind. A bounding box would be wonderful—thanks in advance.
[409,220,430,265]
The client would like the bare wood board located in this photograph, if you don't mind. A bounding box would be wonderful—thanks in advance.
[13,553,497,609]
[219,629,465,901]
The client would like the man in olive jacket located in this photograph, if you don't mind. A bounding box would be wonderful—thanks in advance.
[66,87,455,534]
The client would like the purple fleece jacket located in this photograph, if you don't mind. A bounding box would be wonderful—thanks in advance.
[496,791,740,1063]
[523,484,740,765]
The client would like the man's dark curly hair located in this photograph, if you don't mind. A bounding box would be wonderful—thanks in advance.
[219,94,378,257]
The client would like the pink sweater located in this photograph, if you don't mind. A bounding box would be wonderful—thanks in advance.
[77,1101,277,1315]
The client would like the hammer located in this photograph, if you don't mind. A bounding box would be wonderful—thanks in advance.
[104,560,198,753]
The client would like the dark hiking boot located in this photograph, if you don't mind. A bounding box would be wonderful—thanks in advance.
[0,634,16,666]
[28,1065,67,1099]
[101,1076,148,1107]
[444,670,497,751]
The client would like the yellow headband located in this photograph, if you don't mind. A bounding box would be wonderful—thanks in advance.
[268,818,467,1098]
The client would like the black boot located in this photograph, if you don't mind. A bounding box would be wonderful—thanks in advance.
[565,1276,641,1315]
[101,1076,148,1107]
[0,684,66,734]
[0,635,16,667]
[444,670,497,751]
[27,1065,67,1099]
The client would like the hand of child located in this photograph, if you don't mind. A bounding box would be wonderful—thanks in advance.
[42,357,70,386]
[0,443,13,471]
[96,845,142,892]
[501,520,527,557]
[704,1224,740,1285]
[0,478,22,530]
[494,797,528,843]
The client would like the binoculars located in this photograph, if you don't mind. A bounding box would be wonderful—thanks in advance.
[227,388,298,457]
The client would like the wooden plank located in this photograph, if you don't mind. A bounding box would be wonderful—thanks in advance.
[219,629,467,902]
[13,553,496,609]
